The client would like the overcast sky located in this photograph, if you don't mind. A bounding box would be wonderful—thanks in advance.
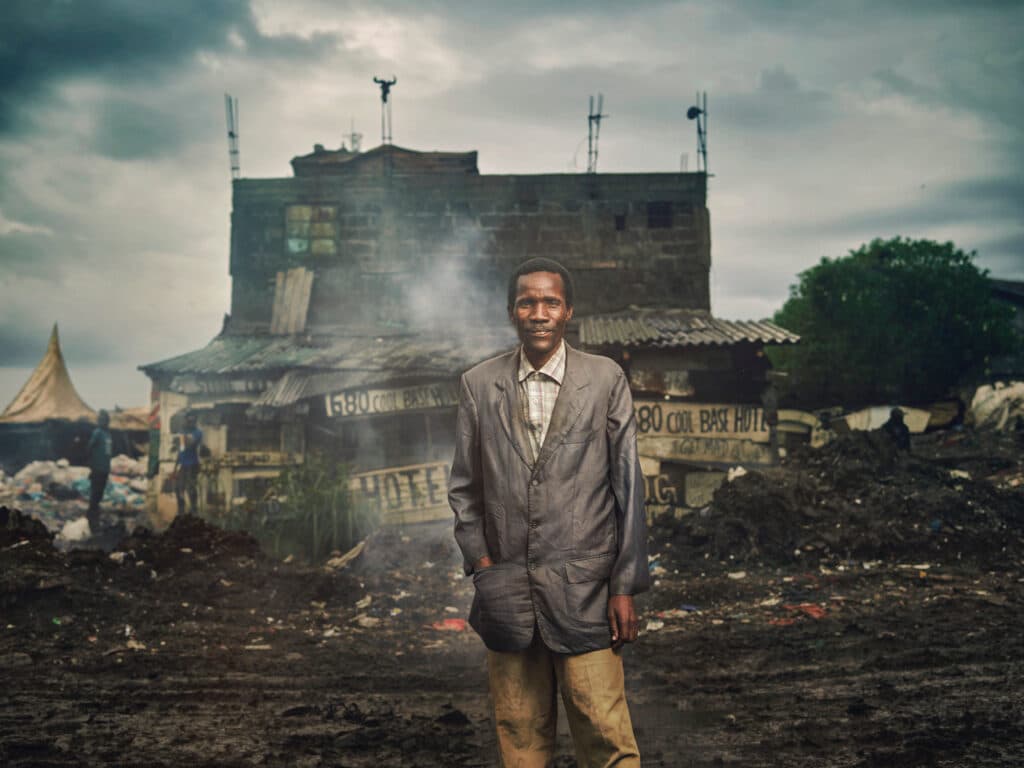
[1,0,1021,410]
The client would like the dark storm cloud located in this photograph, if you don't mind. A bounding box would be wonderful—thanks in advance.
[0,314,122,367]
[91,100,189,160]
[715,66,831,134]
[0,0,340,136]
[0,231,66,282]
[795,176,1024,237]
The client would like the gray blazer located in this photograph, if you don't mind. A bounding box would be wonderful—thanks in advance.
[448,344,650,654]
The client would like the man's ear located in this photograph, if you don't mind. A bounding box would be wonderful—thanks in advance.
[566,305,574,321]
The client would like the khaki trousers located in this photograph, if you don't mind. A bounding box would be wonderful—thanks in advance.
[487,634,640,768]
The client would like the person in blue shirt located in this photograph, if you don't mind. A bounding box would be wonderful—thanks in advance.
[86,409,112,530]
[175,412,203,516]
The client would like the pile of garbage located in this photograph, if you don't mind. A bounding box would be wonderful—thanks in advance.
[0,455,149,534]
[657,429,1024,570]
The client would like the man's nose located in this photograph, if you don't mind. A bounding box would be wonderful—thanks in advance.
[529,303,549,321]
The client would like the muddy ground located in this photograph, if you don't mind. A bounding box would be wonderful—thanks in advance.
[2,429,1023,767]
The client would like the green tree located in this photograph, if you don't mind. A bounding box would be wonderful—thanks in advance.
[769,237,1017,407]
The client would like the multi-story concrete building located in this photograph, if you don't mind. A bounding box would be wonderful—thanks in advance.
[141,143,796,530]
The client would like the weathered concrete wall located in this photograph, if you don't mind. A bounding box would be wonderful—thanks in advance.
[229,171,710,333]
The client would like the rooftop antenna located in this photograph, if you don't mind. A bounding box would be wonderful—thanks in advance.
[686,91,708,173]
[373,76,397,145]
[587,93,608,173]
[224,93,241,180]
[347,118,362,153]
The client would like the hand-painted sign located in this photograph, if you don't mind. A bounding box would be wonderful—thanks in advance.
[633,401,770,443]
[325,382,458,419]
[350,461,451,525]
[638,435,774,467]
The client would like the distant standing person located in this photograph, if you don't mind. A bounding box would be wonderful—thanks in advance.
[86,409,112,531]
[175,413,203,516]
[881,407,911,452]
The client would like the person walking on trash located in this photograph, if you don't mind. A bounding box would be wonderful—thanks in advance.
[449,257,650,767]
[86,409,112,532]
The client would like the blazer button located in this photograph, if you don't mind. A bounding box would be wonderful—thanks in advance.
[530,521,538,529]
[531,479,540,486]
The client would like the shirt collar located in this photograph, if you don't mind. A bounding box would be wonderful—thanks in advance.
[518,340,566,385]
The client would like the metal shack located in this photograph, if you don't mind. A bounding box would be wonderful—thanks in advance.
[140,142,796,528]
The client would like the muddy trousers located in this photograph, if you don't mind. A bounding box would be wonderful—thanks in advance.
[87,471,108,529]
[487,633,640,768]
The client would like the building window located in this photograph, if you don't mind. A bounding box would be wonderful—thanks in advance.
[647,202,673,229]
[285,205,337,256]
[614,214,626,231]
[228,421,281,452]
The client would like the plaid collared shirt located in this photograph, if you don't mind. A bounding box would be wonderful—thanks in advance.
[518,341,566,461]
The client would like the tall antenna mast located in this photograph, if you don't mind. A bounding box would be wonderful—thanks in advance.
[224,93,241,180]
[373,76,397,145]
[347,118,362,153]
[587,93,608,173]
[686,91,708,173]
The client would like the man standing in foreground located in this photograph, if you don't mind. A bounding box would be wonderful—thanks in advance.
[449,258,649,767]
[86,409,112,532]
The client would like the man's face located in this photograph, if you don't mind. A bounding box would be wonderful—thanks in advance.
[510,271,573,366]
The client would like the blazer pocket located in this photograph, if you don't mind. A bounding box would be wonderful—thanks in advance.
[471,563,534,651]
[563,552,615,626]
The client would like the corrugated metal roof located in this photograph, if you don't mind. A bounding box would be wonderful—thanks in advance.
[579,309,799,348]
[141,331,517,407]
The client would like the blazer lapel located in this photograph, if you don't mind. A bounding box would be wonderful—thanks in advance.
[495,355,533,469]
[533,345,588,473]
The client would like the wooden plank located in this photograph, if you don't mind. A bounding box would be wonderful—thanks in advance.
[270,270,287,335]
[634,401,770,444]
[284,267,303,334]
[350,461,451,526]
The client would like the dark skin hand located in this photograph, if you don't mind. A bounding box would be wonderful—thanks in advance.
[475,557,639,650]
[608,594,639,650]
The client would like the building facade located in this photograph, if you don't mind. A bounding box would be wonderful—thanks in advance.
[142,143,794,530]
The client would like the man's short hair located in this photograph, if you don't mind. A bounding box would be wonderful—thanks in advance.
[507,258,575,310]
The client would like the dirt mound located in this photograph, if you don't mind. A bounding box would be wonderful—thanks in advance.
[115,513,262,569]
[659,430,1024,569]
[0,505,53,548]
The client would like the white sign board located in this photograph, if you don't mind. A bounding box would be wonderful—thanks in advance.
[325,382,458,419]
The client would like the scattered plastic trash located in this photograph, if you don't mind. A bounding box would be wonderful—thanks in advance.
[644,619,665,632]
[58,517,91,542]
[727,571,747,580]
[727,466,748,482]
[430,618,467,632]
[355,595,372,609]
[656,609,690,619]
[784,603,826,620]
